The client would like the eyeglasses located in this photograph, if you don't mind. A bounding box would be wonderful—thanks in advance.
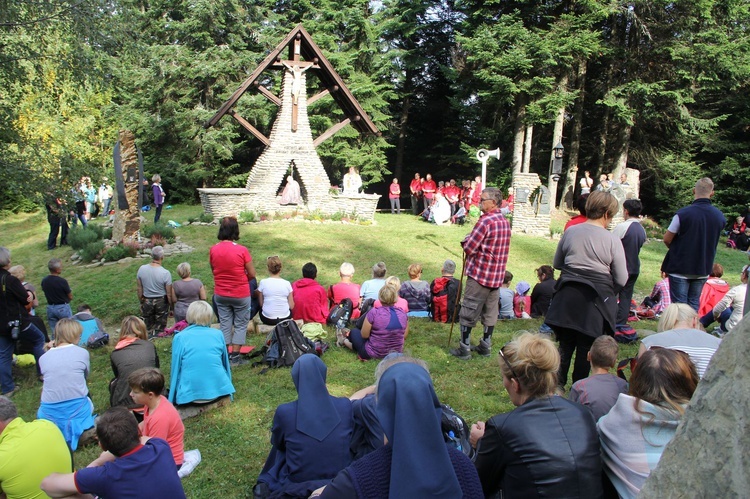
[499,346,522,387]
[480,197,491,202]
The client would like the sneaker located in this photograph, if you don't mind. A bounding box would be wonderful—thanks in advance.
[229,355,248,367]
[712,326,725,338]
[336,328,349,347]
[476,339,492,357]
[449,341,471,360]
[1,387,19,398]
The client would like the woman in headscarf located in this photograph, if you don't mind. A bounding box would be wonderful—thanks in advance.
[317,362,483,499]
[256,354,353,499]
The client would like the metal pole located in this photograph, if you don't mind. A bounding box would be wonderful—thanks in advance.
[448,248,467,347]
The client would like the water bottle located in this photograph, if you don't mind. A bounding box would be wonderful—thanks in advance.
[447,430,462,452]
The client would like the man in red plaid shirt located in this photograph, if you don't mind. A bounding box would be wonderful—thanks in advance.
[451,187,511,360]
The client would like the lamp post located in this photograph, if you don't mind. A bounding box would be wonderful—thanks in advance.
[476,148,501,189]
[551,142,564,182]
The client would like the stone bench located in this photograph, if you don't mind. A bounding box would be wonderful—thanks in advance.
[176,395,231,421]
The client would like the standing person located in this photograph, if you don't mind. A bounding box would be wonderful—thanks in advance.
[388,178,401,215]
[662,177,726,311]
[342,167,362,195]
[209,217,256,365]
[98,177,113,217]
[152,174,166,224]
[72,181,87,227]
[84,177,97,219]
[579,170,593,195]
[136,246,172,339]
[409,173,423,215]
[613,199,647,328]
[0,397,72,499]
[445,179,460,215]
[450,187,511,360]
[545,191,628,388]
[44,193,65,250]
[1,247,43,398]
[421,174,437,209]
[41,258,73,334]
[596,173,611,192]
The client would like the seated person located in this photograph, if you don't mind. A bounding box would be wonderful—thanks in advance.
[41,406,186,498]
[129,367,184,468]
[497,271,514,320]
[169,301,235,404]
[471,333,602,498]
[513,281,531,318]
[348,353,427,459]
[564,194,588,231]
[643,304,721,379]
[171,262,206,324]
[343,281,408,360]
[318,362,483,499]
[430,192,451,225]
[328,262,361,320]
[110,316,160,408]
[292,262,329,324]
[37,318,95,450]
[430,259,461,323]
[737,227,750,251]
[0,397,71,499]
[569,335,628,421]
[530,266,556,318]
[643,272,671,315]
[257,256,294,326]
[728,216,746,247]
[256,355,353,498]
[698,263,730,320]
[704,265,747,335]
[360,262,387,302]
[374,277,408,313]
[72,303,106,346]
[398,264,431,317]
[598,349,698,498]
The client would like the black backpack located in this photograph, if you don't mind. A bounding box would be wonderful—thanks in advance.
[252,319,318,369]
[327,298,353,328]
[441,403,471,456]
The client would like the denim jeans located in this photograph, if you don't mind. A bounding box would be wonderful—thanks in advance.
[46,303,72,337]
[668,276,707,312]
[0,322,46,393]
[700,308,732,330]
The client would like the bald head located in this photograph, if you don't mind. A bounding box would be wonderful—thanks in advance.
[694,178,714,199]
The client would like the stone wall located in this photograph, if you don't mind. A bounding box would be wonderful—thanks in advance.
[511,173,550,236]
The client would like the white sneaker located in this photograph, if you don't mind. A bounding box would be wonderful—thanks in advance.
[178,449,202,479]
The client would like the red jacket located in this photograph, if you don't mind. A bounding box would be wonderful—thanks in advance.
[292,278,329,324]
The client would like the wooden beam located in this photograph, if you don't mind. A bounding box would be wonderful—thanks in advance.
[313,118,351,147]
[229,110,270,146]
[307,88,330,105]
[255,84,281,106]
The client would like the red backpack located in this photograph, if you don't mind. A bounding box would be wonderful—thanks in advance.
[431,277,461,323]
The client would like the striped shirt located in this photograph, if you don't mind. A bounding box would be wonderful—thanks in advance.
[641,328,721,378]
[462,208,511,289]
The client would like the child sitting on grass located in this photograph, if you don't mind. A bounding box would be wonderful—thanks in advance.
[568,335,628,422]
[128,367,184,469]
[498,271,515,320]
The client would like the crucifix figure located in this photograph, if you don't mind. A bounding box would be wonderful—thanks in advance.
[281,60,313,131]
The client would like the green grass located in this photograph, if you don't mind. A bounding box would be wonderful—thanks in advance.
[3,206,746,497]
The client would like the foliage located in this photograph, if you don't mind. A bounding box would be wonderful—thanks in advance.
[141,223,176,244]
[78,241,105,263]
[101,243,138,262]
[238,211,257,223]
[68,226,103,251]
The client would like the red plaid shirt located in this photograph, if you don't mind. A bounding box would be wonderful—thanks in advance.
[462,208,511,288]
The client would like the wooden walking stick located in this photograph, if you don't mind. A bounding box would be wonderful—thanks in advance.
[448,249,467,347]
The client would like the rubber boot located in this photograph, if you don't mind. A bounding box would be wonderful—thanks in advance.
[476,338,492,357]
[450,341,472,360]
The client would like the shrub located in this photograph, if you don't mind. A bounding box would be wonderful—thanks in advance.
[239,211,257,223]
[199,212,214,223]
[68,226,102,251]
[102,227,113,240]
[102,243,138,262]
[79,241,105,263]
[141,223,175,243]
[330,211,344,221]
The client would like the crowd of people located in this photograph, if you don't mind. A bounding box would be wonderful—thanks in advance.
[0,176,741,498]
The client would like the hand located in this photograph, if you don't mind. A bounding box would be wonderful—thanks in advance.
[470,421,486,448]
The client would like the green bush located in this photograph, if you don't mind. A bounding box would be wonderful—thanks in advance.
[102,227,113,240]
[238,210,257,223]
[199,212,214,223]
[142,223,175,243]
[79,241,105,262]
[101,243,138,262]
[68,226,102,251]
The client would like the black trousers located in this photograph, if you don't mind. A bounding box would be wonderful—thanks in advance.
[556,327,596,389]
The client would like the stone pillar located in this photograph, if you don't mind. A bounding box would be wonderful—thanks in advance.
[511,173,551,236]
[112,130,141,243]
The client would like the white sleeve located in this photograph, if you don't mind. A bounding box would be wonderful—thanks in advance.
[667,214,680,234]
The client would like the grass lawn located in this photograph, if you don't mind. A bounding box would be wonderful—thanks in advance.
[3,205,746,497]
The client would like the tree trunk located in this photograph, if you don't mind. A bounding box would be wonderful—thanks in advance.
[612,123,631,178]
[522,123,533,173]
[511,94,526,175]
[547,74,569,207]
[561,62,587,210]
[394,69,413,181]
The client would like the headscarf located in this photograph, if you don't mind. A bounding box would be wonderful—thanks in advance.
[376,362,462,498]
[291,354,341,441]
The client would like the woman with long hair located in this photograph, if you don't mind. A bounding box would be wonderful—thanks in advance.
[109,316,159,408]
[471,332,602,498]
[598,348,699,498]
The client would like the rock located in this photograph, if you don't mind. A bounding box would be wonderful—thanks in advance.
[85,262,102,268]
[639,316,750,498]
[144,248,152,254]
[119,257,134,263]
[103,261,118,266]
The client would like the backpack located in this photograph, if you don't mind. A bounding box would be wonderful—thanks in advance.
[86,331,110,349]
[354,298,376,330]
[614,326,638,344]
[327,298,353,328]
[252,319,318,369]
[441,403,471,456]
[431,277,461,323]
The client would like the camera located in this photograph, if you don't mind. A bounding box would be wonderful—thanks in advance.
[8,320,20,341]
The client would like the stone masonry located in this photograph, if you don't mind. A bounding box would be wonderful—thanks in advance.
[511,173,550,236]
